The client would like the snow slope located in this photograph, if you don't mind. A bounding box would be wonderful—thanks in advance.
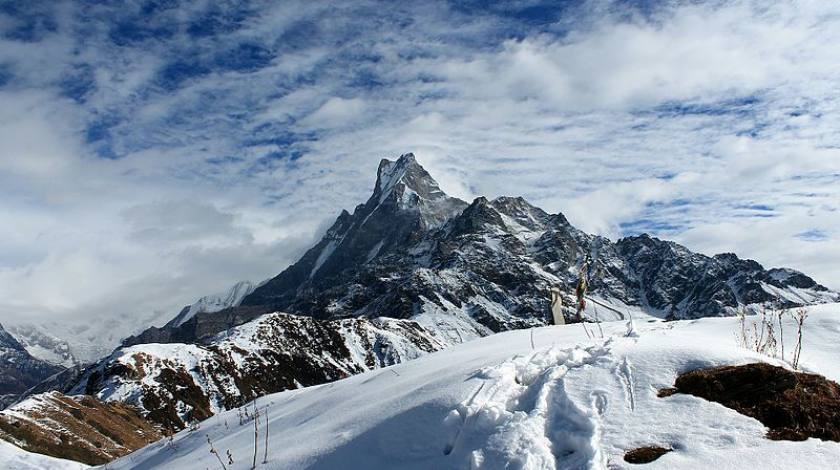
[0,440,87,470]
[108,303,840,470]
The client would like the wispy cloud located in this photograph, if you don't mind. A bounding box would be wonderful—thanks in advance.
[1,0,839,334]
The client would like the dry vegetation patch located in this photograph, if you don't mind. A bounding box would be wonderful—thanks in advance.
[667,362,840,441]
[624,446,672,464]
[0,391,163,465]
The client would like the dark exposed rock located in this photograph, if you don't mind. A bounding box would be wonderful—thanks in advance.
[624,445,672,464]
[656,387,678,398]
[670,362,840,441]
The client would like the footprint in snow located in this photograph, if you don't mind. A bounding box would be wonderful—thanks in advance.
[591,390,609,417]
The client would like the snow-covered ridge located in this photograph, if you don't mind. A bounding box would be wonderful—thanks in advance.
[5,324,77,368]
[108,303,840,470]
[165,280,259,328]
[63,311,450,430]
[0,323,64,410]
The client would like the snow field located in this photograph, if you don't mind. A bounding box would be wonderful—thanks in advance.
[106,304,840,470]
[0,439,88,470]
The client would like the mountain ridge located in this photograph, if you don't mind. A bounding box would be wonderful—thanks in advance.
[132,152,837,347]
[0,323,64,409]
[164,280,259,329]
[52,312,448,432]
[241,153,836,325]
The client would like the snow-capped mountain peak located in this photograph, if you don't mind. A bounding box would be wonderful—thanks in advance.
[164,280,258,328]
[6,152,840,468]
[244,154,469,306]
[489,196,552,232]
[370,152,467,226]
[374,153,441,201]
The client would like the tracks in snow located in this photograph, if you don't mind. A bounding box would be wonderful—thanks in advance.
[615,357,636,412]
[443,341,616,469]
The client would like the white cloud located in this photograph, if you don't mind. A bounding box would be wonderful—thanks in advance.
[0,90,83,178]
[299,97,367,129]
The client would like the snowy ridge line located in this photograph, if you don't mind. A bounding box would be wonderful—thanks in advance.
[58,311,450,431]
[165,280,259,328]
[104,304,840,469]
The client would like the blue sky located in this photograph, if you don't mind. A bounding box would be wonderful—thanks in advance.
[1,0,839,329]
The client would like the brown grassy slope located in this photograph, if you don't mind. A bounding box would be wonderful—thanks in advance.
[671,362,840,442]
[0,391,163,465]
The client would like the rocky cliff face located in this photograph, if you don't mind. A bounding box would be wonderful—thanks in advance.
[612,237,836,317]
[0,324,64,409]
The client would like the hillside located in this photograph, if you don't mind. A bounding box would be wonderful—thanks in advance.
[52,313,447,431]
[108,303,840,469]
[0,392,162,465]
